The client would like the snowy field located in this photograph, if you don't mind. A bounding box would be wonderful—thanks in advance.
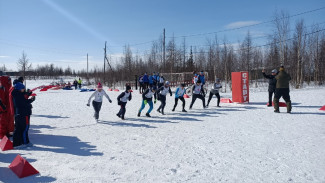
[1,80,325,183]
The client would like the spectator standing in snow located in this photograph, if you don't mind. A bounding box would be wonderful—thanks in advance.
[116,85,132,120]
[87,83,112,121]
[156,81,172,115]
[143,73,149,89]
[274,66,292,113]
[73,80,78,90]
[207,78,222,107]
[198,71,205,86]
[189,80,206,109]
[138,86,157,117]
[138,74,144,94]
[78,78,82,89]
[262,69,278,107]
[172,83,187,112]
[192,71,199,84]
[158,75,165,88]
[11,82,35,148]
[149,73,154,87]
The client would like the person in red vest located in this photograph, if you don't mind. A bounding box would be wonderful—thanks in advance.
[0,80,7,139]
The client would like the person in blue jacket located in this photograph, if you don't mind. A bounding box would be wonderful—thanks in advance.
[172,84,187,112]
[12,82,35,148]
[143,73,149,89]
[148,73,154,87]
[198,71,205,85]
[116,85,132,120]
[138,86,157,117]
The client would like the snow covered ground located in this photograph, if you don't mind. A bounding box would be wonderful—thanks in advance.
[1,80,325,182]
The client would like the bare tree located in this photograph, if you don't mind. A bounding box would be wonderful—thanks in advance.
[17,51,32,82]
[273,10,290,65]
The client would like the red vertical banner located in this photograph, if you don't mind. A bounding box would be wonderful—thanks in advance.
[231,71,249,103]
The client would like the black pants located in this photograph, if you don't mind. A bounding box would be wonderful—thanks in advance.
[92,101,102,119]
[144,82,149,89]
[78,84,82,89]
[207,92,220,106]
[274,88,291,102]
[13,115,30,147]
[173,97,185,110]
[190,94,206,108]
[268,91,275,104]
[74,84,77,90]
[117,102,127,118]
[157,95,166,112]
[139,83,144,93]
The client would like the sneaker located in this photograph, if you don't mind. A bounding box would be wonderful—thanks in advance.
[267,105,272,107]
[172,108,175,112]
[287,111,291,113]
[217,105,221,107]
[274,110,280,113]
[157,109,161,113]
[121,116,125,120]
[161,112,165,115]
[137,112,141,117]
[146,113,151,117]
[182,109,187,112]
[116,114,121,118]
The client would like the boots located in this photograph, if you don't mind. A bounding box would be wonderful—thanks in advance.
[172,106,175,111]
[137,111,141,117]
[286,101,292,113]
[273,98,280,113]
[146,113,151,117]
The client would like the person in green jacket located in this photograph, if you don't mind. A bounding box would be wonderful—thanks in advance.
[273,66,292,113]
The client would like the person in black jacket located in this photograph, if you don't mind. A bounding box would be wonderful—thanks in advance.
[116,85,132,120]
[12,82,35,148]
[262,69,278,107]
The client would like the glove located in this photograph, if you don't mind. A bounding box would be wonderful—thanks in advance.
[170,94,172,96]
[31,96,36,101]
[86,104,90,106]
[154,99,157,104]
[118,101,122,105]
[109,99,112,103]
[144,100,147,105]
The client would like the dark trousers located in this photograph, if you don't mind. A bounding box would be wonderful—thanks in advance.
[144,82,149,89]
[78,84,82,89]
[173,97,185,110]
[139,83,144,93]
[268,91,275,104]
[117,102,127,118]
[92,101,102,119]
[74,84,77,90]
[207,92,220,106]
[274,88,291,102]
[13,115,30,147]
[157,95,166,112]
[190,94,206,108]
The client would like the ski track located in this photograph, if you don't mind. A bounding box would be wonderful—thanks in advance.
[1,80,325,182]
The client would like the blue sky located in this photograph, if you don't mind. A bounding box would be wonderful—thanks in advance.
[0,0,324,71]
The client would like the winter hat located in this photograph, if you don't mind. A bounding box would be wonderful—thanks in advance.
[126,85,131,90]
[14,82,25,90]
[216,78,220,82]
[97,82,103,89]
[279,66,284,71]
[181,83,185,87]
[152,86,157,91]
[18,76,24,83]
[272,69,277,73]
[197,80,201,83]
[165,81,170,85]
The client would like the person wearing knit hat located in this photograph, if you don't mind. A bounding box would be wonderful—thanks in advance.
[207,78,222,107]
[87,82,112,122]
[274,66,292,113]
[116,85,132,120]
[138,86,157,117]
[156,81,172,115]
[262,68,278,107]
[11,81,35,148]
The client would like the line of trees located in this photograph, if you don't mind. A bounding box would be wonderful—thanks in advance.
[17,13,325,88]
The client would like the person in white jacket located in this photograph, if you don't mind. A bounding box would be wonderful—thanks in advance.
[207,78,222,107]
[87,83,112,121]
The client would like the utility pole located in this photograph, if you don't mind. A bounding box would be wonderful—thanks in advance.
[163,28,166,71]
[104,41,107,84]
[87,53,89,78]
